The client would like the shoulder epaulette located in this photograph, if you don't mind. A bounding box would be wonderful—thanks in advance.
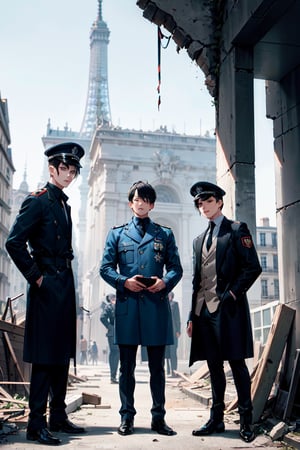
[112,223,127,229]
[154,222,171,230]
[30,188,48,197]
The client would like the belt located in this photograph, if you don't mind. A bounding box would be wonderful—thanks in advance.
[37,257,72,269]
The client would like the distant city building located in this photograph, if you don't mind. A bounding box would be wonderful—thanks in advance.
[37,1,217,360]
[6,171,30,316]
[250,217,279,346]
[82,127,216,360]
[256,217,279,304]
[0,94,14,314]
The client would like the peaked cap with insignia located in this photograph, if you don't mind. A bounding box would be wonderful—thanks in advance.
[44,142,85,169]
[190,181,226,201]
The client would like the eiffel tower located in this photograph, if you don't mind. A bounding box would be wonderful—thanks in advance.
[41,0,112,246]
[80,0,112,137]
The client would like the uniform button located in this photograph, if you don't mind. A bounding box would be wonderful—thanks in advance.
[139,250,143,254]
[57,235,61,240]
[140,265,145,269]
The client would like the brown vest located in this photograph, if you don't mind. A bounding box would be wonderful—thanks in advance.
[195,238,220,315]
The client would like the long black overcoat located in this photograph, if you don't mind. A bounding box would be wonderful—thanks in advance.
[189,217,262,366]
[5,182,76,365]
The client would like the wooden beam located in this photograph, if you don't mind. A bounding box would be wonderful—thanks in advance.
[251,304,295,423]
[283,349,300,421]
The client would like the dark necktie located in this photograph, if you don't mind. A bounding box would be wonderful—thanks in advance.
[136,218,146,237]
[206,221,215,251]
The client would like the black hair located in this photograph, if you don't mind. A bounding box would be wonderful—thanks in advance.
[128,181,156,203]
[48,157,80,176]
[194,193,224,211]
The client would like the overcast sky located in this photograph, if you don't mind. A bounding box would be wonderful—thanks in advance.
[0,0,276,225]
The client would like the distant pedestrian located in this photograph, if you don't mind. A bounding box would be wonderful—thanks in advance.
[165,292,181,377]
[80,335,88,365]
[100,293,120,383]
[90,341,98,365]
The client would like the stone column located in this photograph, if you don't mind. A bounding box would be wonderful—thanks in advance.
[266,69,300,369]
[216,46,257,238]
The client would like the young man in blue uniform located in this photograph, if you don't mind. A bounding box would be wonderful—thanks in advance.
[187,181,262,443]
[100,180,183,437]
[6,142,86,445]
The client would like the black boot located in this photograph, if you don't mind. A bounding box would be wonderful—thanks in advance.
[192,402,225,436]
[239,406,255,443]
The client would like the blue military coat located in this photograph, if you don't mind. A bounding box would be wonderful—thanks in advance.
[100,217,183,346]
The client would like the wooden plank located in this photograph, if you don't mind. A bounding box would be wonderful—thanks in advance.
[82,392,101,405]
[251,304,295,424]
[0,320,25,336]
[0,386,14,400]
[283,349,300,421]
[189,363,209,383]
[65,394,83,415]
[0,397,28,405]
[2,331,29,395]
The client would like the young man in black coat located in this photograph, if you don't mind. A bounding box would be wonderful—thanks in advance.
[186,181,262,443]
[6,142,86,445]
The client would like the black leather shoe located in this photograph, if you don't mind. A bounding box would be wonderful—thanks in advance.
[118,419,134,435]
[27,427,62,445]
[151,419,175,436]
[192,419,225,436]
[111,378,118,384]
[240,425,255,442]
[50,419,86,434]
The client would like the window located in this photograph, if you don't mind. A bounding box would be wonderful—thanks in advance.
[261,279,268,297]
[272,232,277,248]
[155,185,180,203]
[260,255,267,270]
[273,254,278,271]
[274,279,279,298]
[259,232,266,246]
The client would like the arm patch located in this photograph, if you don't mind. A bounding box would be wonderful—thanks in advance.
[241,236,253,248]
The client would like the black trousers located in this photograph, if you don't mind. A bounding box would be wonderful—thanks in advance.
[107,335,120,380]
[27,363,69,431]
[118,344,165,421]
[200,305,252,420]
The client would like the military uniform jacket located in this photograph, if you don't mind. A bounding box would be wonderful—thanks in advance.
[100,218,183,346]
[189,217,262,365]
[100,302,115,337]
[5,182,76,365]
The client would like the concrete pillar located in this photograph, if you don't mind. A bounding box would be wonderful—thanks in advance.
[266,69,300,375]
[216,46,257,237]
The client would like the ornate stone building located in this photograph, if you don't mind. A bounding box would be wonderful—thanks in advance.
[0,94,14,313]
[39,1,217,359]
[81,127,216,359]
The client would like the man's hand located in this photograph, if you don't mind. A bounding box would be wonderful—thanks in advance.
[147,277,166,293]
[186,321,193,338]
[124,276,166,293]
[36,276,43,287]
[124,275,148,292]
